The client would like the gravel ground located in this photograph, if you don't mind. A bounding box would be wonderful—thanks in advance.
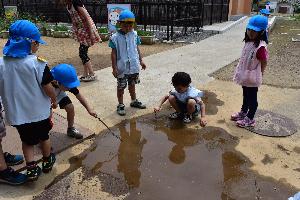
[210,18,300,89]
[0,38,185,76]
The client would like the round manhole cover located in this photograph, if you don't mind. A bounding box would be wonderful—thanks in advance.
[245,110,298,137]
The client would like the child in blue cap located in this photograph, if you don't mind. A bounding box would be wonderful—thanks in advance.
[109,10,147,116]
[51,63,97,139]
[232,15,269,128]
[0,20,57,182]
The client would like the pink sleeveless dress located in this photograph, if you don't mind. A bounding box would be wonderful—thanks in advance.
[67,4,101,47]
[233,41,268,87]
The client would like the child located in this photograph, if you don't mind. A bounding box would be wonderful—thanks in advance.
[109,10,147,116]
[50,63,97,139]
[0,20,57,181]
[154,72,207,126]
[232,15,269,127]
[65,0,101,82]
[0,100,27,185]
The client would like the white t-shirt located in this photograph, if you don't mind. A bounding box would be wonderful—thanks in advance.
[169,86,203,103]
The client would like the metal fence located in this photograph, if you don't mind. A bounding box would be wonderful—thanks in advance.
[2,0,230,40]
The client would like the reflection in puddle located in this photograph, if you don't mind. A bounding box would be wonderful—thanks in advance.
[76,115,296,199]
[43,114,296,200]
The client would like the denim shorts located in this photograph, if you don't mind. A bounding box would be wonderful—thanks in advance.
[176,98,201,116]
[117,73,140,90]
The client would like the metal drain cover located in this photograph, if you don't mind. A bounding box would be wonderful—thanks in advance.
[245,110,298,137]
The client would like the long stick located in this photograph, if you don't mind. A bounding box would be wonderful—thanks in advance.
[95,116,122,142]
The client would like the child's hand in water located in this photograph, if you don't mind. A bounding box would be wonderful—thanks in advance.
[154,106,161,113]
[200,116,207,127]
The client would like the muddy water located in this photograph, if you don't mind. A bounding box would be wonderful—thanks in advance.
[65,114,296,200]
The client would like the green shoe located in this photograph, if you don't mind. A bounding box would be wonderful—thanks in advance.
[42,153,56,173]
[117,104,126,116]
[130,99,146,109]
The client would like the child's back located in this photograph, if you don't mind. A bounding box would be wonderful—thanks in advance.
[0,55,51,125]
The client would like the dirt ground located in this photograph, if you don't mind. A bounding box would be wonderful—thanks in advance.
[210,18,300,89]
[0,38,185,75]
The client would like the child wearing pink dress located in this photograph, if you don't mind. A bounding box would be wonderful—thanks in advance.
[231,15,269,128]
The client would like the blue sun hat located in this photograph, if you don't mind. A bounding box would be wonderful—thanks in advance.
[119,10,135,22]
[260,9,271,16]
[247,15,268,32]
[51,64,80,89]
[3,20,46,58]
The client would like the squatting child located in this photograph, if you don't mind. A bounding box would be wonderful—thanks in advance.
[154,72,207,126]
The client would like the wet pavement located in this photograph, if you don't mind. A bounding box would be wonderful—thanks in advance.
[35,112,297,200]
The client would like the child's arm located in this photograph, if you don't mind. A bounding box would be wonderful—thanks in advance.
[137,46,146,70]
[111,48,118,78]
[75,92,97,117]
[76,6,98,40]
[198,99,207,127]
[41,66,57,109]
[261,60,267,75]
[43,84,57,109]
[154,94,169,113]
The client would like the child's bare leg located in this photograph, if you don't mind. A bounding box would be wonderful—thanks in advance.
[65,103,75,128]
[84,61,94,76]
[168,95,180,112]
[39,139,51,158]
[22,142,35,163]
[187,99,196,115]
[128,84,136,101]
[117,88,125,104]
[0,140,7,171]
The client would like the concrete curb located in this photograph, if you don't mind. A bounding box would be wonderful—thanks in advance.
[268,16,277,32]
[202,16,248,34]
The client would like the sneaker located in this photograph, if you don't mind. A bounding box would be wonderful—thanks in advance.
[117,104,126,116]
[183,114,192,123]
[169,112,182,119]
[231,111,247,121]
[67,127,83,139]
[0,167,27,185]
[26,162,42,182]
[4,152,24,166]
[236,116,256,128]
[42,153,56,173]
[80,75,96,82]
[130,99,146,109]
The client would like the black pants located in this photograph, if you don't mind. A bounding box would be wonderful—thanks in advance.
[79,44,90,65]
[241,86,258,120]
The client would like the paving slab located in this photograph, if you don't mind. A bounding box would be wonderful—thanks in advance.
[2,113,94,171]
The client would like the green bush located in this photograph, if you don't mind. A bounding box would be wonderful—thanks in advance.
[98,27,108,34]
[137,30,153,36]
[53,24,69,32]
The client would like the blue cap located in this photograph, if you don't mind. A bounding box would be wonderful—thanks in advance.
[119,10,135,22]
[3,20,46,58]
[51,64,80,89]
[260,9,271,15]
[247,15,268,32]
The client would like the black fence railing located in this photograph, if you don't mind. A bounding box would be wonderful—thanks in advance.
[2,0,230,40]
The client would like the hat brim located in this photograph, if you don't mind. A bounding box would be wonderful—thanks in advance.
[64,79,80,89]
[247,24,263,32]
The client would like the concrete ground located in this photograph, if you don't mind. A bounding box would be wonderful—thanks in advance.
[0,18,299,199]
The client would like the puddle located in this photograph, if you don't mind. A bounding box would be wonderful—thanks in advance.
[38,114,297,200]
